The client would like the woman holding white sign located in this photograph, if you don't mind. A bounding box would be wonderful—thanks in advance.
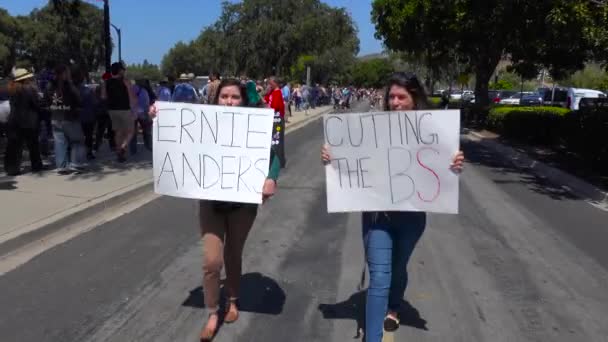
[150,79,280,341]
[321,72,464,342]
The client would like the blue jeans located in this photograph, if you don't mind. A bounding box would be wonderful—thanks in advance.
[52,120,85,170]
[362,211,426,342]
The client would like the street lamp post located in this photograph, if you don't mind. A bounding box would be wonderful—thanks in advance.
[103,0,111,72]
[110,23,121,63]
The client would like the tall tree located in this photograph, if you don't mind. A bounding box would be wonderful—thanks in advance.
[16,0,105,72]
[0,9,20,76]
[162,0,359,81]
[371,0,608,106]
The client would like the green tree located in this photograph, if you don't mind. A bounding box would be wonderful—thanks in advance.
[351,57,394,88]
[16,0,106,73]
[127,59,162,82]
[0,9,20,76]
[162,0,359,81]
[371,0,608,106]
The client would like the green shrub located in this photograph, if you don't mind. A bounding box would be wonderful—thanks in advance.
[563,107,608,171]
[428,97,441,108]
[487,106,570,145]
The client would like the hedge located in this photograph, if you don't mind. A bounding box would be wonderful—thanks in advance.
[487,106,570,145]
[485,105,608,172]
[563,107,608,171]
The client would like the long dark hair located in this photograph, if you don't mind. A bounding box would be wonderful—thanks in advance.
[383,72,428,111]
[212,78,250,107]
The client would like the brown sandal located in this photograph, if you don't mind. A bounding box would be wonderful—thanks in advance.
[224,298,239,324]
[200,313,218,341]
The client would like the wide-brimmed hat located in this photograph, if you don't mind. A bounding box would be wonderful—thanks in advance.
[179,73,192,81]
[13,68,35,82]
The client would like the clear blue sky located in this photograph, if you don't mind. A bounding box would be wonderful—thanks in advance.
[2,0,384,65]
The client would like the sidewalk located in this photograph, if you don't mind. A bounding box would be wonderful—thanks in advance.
[465,129,608,210]
[0,105,333,254]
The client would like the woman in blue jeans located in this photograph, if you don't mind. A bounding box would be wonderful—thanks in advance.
[321,72,464,341]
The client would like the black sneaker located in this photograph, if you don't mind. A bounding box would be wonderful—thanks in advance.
[383,314,400,332]
[87,152,96,160]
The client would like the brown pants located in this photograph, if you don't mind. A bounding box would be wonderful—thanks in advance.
[199,201,258,313]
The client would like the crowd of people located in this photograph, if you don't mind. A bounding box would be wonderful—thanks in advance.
[1,62,367,176]
[1,62,465,342]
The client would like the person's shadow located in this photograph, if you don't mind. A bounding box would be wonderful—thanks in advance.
[318,290,427,338]
[182,272,286,337]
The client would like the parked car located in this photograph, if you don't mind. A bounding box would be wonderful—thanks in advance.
[489,90,517,103]
[579,97,608,109]
[449,91,463,100]
[538,87,568,106]
[520,92,544,106]
[566,87,607,111]
[499,92,533,105]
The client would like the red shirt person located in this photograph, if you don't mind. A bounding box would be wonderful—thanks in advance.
[264,77,285,117]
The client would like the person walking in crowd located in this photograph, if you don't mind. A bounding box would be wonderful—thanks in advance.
[293,84,302,111]
[264,76,286,168]
[149,78,280,342]
[281,81,292,121]
[94,72,116,154]
[130,79,153,154]
[4,68,44,176]
[245,80,264,107]
[156,77,172,102]
[321,72,465,342]
[101,62,136,163]
[45,64,86,175]
[172,73,199,104]
[73,68,98,160]
[206,71,221,104]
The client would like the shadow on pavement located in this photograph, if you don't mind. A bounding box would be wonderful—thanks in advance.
[182,272,286,315]
[318,290,428,337]
[462,138,579,201]
[0,175,16,190]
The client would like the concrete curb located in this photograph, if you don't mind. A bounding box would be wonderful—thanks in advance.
[466,131,608,210]
[285,107,333,133]
[0,107,333,258]
[0,179,153,257]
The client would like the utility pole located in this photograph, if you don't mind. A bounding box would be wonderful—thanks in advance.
[306,66,311,87]
[103,0,111,72]
[110,23,121,63]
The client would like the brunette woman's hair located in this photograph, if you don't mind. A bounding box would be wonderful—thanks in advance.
[383,72,428,111]
[213,78,249,107]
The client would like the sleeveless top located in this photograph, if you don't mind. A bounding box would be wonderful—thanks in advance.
[105,78,130,110]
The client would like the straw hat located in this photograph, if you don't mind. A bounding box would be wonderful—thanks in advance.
[179,73,191,81]
[13,68,35,82]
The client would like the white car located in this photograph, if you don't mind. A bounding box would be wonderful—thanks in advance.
[499,92,533,105]
[0,100,10,124]
[566,88,606,111]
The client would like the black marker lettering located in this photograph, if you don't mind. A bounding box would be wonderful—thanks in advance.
[403,112,420,144]
[346,116,364,147]
[158,152,178,190]
[418,112,439,145]
[254,158,268,194]
[358,157,372,188]
[156,108,177,142]
[180,108,196,143]
[221,156,236,189]
[237,156,252,192]
[182,153,201,187]
[202,154,220,189]
[246,113,267,149]
[200,109,218,144]
[388,147,415,203]
[324,116,344,146]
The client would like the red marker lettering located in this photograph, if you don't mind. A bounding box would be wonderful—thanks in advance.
[416,148,441,202]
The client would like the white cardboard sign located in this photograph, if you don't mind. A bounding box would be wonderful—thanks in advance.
[323,110,460,214]
[153,101,275,204]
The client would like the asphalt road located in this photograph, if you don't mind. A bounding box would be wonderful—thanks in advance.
[1,101,608,342]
